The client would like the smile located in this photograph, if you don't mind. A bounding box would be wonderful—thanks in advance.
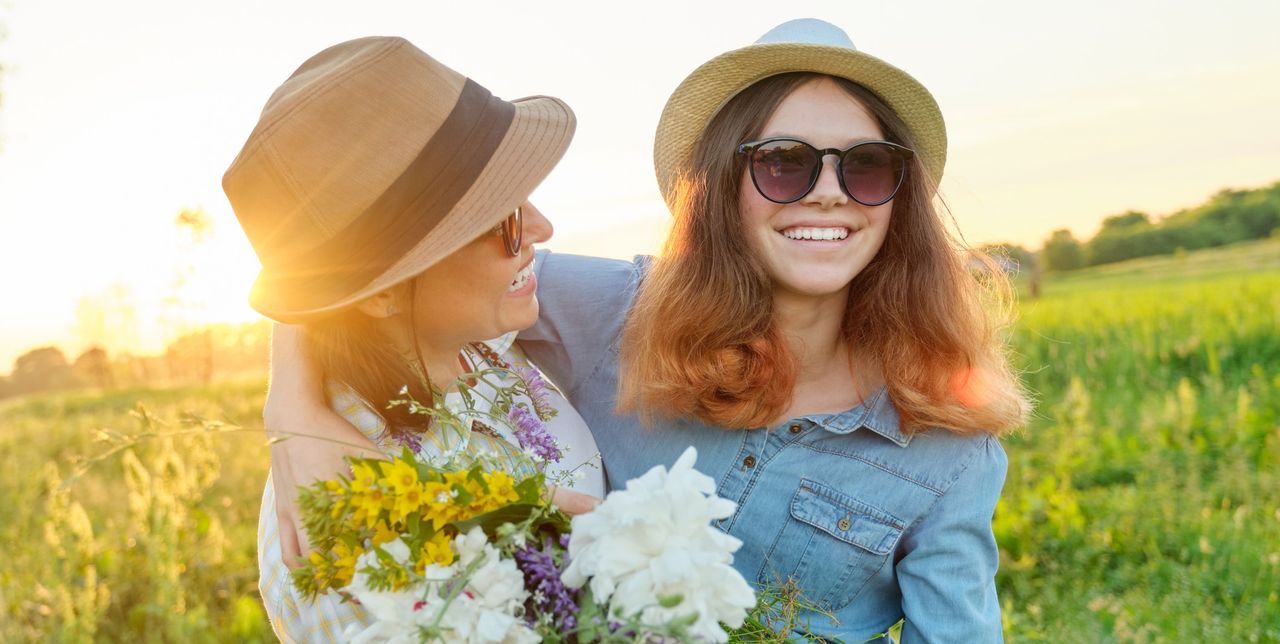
[779,226,851,241]
[508,262,534,292]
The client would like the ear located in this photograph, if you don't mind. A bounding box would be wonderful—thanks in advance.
[355,289,399,319]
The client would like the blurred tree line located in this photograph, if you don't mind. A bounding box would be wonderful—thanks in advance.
[1038,181,1280,271]
[0,321,271,400]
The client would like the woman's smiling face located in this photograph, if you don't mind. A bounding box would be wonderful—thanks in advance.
[739,77,893,302]
[409,202,553,344]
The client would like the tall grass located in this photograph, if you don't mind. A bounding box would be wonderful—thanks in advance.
[998,264,1280,640]
[0,383,275,642]
[1,243,1276,641]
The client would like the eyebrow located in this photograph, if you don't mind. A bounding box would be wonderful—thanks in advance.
[756,135,887,148]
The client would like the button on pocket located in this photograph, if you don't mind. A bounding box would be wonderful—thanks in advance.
[758,479,906,611]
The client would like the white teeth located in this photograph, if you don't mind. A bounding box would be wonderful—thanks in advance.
[781,227,850,241]
[508,264,534,292]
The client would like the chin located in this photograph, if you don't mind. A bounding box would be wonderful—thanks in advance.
[774,270,859,297]
[501,298,541,334]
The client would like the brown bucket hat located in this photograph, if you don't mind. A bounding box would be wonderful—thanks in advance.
[224,36,575,323]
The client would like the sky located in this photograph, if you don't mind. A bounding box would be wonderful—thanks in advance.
[1,0,1278,373]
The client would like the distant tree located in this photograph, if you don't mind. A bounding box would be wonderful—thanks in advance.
[73,346,114,389]
[1041,229,1085,271]
[75,283,144,365]
[1098,210,1152,232]
[11,346,77,394]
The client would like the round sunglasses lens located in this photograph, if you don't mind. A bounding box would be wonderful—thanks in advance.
[503,208,522,255]
[751,140,819,202]
[841,144,905,205]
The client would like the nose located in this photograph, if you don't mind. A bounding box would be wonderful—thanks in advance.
[522,202,553,249]
[802,153,848,209]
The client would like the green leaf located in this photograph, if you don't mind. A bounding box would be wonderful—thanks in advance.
[452,504,542,535]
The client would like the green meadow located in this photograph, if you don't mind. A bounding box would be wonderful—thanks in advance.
[2,239,1277,642]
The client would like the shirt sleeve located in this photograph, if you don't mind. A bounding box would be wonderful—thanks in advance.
[896,435,1008,643]
[519,250,644,394]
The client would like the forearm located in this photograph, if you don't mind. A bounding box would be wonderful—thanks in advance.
[265,324,368,444]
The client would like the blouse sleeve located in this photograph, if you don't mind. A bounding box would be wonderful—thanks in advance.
[518,250,644,395]
[896,435,1008,643]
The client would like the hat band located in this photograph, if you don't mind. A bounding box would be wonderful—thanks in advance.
[264,78,516,312]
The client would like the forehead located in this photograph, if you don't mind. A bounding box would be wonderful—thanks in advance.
[757,77,883,146]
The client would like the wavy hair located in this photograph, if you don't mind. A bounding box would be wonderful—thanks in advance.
[619,72,1029,435]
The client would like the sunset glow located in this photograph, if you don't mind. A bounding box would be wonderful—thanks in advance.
[1,1,1278,371]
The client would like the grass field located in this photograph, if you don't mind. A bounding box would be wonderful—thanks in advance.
[2,239,1277,642]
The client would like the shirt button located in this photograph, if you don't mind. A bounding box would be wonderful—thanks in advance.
[742,454,756,469]
[838,516,852,531]
[789,423,803,434]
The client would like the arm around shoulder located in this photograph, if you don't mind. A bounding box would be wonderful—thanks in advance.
[896,435,1008,643]
[519,250,645,392]
[264,323,379,568]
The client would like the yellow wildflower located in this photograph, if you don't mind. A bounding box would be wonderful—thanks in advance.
[390,482,426,524]
[371,520,399,546]
[350,462,379,493]
[352,486,391,529]
[380,458,420,496]
[482,471,519,511]
[333,541,362,587]
[415,531,456,574]
[420,481,461,530]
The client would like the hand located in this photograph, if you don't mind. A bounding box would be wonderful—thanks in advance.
[268,413,380,569]
[549,485,602,516]
[265,324,378,569]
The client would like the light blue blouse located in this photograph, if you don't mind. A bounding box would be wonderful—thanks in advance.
[520,251,1007,643]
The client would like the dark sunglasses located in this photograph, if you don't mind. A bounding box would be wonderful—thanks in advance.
[493,206,523,256]
[737,137,914,206]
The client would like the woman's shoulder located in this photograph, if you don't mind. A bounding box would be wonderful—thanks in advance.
[904,428,1007,495]
[533,250,653,296]
[844,387,1007,496]
[525,251,654,361]
[325,381,391,444]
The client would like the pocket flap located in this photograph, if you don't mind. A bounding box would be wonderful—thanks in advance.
[790,479,905,555]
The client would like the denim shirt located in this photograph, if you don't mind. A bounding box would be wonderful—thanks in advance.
[519,251,1007,643]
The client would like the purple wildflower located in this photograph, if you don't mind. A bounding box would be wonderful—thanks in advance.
[508,404,563,463]
[514,365,555,420]
[389,429,422,455]
[515,537,579,631]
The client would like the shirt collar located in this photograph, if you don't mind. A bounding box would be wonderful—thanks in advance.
[804,385,913,447]
[479,331,517,356]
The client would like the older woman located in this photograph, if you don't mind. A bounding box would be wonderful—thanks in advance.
[223,36,603,641]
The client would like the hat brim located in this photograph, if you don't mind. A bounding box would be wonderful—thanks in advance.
[653,42,946,211]
[249,94,575,323]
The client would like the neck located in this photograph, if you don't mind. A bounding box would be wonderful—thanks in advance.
[771,287,851,381]
[374,317,467,390]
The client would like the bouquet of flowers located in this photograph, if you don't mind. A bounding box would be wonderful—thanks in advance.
[292,364,756,643]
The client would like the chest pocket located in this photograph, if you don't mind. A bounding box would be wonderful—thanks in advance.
[757,479,906,611]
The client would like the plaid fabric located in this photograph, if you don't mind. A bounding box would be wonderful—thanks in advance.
[257,334,540,642]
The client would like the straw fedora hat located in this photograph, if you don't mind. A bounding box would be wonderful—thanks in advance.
[224,36,575,323]
[653,18,946,211]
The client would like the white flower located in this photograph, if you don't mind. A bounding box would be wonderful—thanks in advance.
[561,447,756,642]
[343,540,426,643]
[344,530,537,643]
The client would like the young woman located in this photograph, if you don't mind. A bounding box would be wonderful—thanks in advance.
[224,36,603,641]
[267,20,1029,641]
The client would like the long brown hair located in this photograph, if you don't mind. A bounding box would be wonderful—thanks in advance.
[301,283,433,436]
[619,72,1029,435]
